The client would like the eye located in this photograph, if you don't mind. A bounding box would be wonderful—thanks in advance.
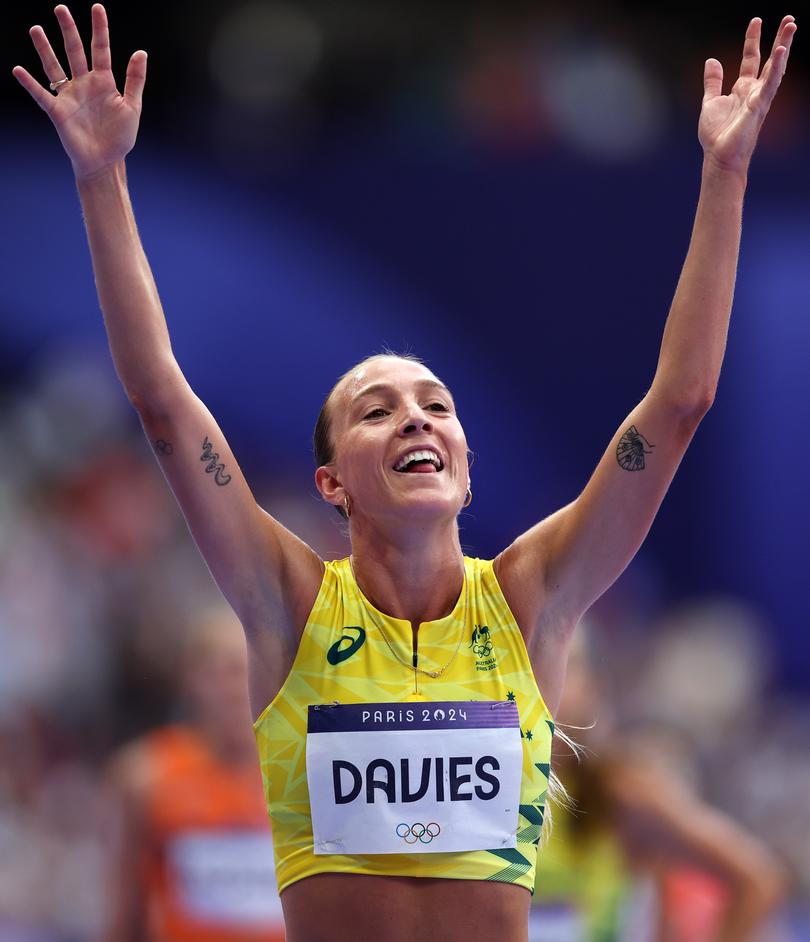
[363,407,389,419]
[426,402,450,412]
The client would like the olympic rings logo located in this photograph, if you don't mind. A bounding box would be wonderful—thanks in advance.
[396,822,441,845]
[469,625,493,658]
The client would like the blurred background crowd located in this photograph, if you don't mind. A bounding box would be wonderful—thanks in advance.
[2,1,809,939]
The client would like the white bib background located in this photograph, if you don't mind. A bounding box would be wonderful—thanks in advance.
[168,831,282,923]
[528,905,586,942]
[306,700,522,855]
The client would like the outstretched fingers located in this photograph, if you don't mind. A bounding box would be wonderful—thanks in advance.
[738,17,762,80]
[124,50,148,110]
[28,23,68,85]
[11,64,55,112]
[768,15,797,62]
[757,46,789,108]
[54,5,89,79]
[756,18,797,108]
[90,3,111,72]
[703,58,724,101]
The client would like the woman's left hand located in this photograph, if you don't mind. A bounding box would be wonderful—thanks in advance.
[699,15,797,175]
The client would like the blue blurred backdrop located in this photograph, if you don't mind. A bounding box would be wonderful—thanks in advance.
[4,1,807,686]
[3,4,810,937]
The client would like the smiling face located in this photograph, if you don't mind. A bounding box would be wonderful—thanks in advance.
[315,356,470,524]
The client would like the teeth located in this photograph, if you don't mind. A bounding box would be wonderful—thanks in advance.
[394,449,442,471]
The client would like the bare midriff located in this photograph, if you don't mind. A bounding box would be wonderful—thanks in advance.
[281,872,531,942]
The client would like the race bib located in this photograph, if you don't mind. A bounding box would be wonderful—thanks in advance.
[528,905,585,942]
[306,700,522,855]
[168,830,282,924]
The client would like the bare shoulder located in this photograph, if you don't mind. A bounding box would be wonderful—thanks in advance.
[250,506,326,637]
[242,516,327,719]
[135,377,326,644]
[492,516,570,643]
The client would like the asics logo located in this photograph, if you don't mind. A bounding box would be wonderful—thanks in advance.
[326,626,366,665]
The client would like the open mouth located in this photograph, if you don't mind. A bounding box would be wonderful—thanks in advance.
[393,449,444,473]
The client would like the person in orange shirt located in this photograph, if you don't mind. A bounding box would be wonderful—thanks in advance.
[103,610,284,942]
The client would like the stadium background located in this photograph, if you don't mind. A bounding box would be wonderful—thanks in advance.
[1,1,809,937]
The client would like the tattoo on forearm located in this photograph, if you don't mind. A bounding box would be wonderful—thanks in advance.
[616,425,655,471]
[153,439,174,456]
[201,435,232,486]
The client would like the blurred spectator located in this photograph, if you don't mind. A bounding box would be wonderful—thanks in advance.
[0,707,110,941]
[102,608,285,942]
[531,625,791,942]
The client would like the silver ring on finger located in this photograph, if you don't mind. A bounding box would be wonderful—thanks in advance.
[49,78,69,91]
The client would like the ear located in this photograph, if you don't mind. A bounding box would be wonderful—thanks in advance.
[315,465,344,508]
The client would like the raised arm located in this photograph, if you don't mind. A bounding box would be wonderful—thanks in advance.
[496,17,797,650]
[12,6,324,661]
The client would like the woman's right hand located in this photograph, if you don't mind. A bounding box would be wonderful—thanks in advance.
[12,4,146,181]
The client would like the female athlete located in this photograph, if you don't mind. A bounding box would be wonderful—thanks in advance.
[13,7,796,942]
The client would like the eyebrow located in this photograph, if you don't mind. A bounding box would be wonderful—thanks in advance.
[350,379,454,405]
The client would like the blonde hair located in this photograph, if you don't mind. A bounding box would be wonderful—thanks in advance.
[541,724,586,842]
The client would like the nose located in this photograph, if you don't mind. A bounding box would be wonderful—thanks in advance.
[398,404,434,436]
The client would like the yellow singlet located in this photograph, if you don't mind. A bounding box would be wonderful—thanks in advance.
[253,555,554,894]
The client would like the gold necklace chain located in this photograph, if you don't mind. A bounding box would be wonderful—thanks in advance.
[376,613,466,679]
[349,556,467,680]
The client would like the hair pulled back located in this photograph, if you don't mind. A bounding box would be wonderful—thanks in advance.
[313,350,425,519]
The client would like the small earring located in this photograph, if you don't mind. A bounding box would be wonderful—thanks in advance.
[344,494,352,518]
[463,486,472,508]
